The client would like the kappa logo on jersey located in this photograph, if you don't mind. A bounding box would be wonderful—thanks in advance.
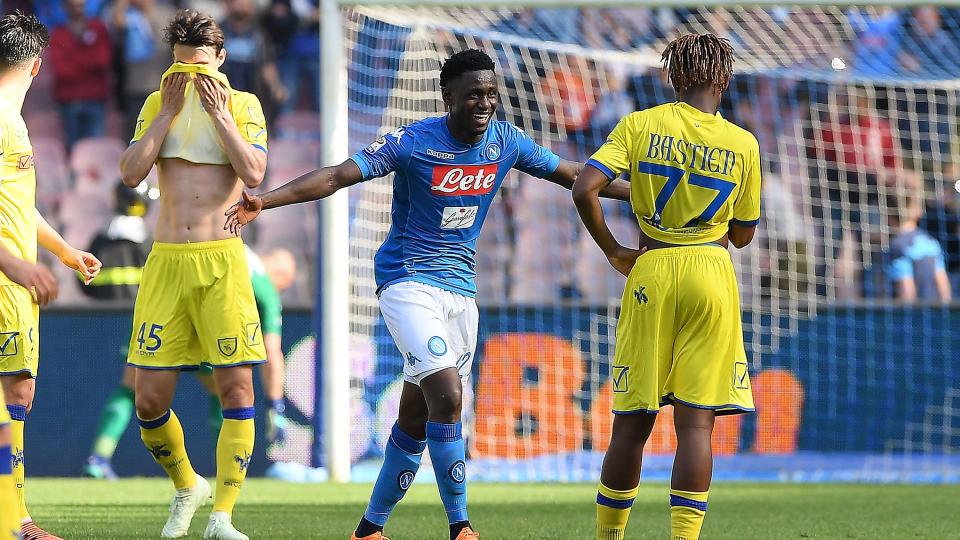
[427,148,455,160]
[441,206,479,229]
[397,470,416,490]
[448,460,466,483]
[431,165,499,196]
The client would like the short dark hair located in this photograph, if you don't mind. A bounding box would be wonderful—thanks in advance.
[661,33,734,95]
[439,49,495,88]
[163,9,224,52]
[0,11,49,69]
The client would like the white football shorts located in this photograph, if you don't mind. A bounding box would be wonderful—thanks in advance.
[378,281,478,385]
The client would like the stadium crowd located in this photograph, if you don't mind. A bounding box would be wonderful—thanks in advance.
[2,0,959,305]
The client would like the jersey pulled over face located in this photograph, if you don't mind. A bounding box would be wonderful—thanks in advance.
[0,97,37,286]
[350,116,560,297]
[588,102,761,245]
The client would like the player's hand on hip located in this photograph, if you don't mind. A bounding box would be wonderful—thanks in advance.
[607,244,645,277]
[224,191,263,235]
[196,74,231,118]
[4,259,58,306]
[159,72,188,116]
[60,248,102,285]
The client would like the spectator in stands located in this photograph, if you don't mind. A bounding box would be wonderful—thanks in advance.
[811,84,900,297]
[221,0,286,121]
[262,0,318,112]
[848,7,904,77]
[110,0,175,138]
[886,188,952,303]
[33,0,107,29]
[901,6,960,76]
[81,181,151,301]
[587,63,634,148]
[50,0,112,149]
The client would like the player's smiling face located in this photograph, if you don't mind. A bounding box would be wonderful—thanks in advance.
[444,69,498,143]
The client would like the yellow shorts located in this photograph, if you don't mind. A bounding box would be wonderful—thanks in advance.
[612,245,754,416]
[0,285,39,378]
[127,238,266,370]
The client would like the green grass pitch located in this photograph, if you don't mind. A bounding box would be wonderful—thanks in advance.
[27,479,959,539]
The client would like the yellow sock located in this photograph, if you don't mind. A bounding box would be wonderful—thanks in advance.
[596,481,639,540]
[670,489,709,540]
[214,408,255,515]
[8,406,27,521]
[0,443,20,536]
[138,410,196,490]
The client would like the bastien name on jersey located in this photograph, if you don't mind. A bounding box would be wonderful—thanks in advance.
[645,132,737,176]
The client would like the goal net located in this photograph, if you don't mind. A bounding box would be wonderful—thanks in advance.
[331,4,960,482]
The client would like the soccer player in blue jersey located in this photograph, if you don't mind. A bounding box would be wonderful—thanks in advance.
[226,49,629,540]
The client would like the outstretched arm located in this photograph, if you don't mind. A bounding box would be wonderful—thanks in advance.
[572,164,643,277]
[224,160,364,234]
[546,159,631,201]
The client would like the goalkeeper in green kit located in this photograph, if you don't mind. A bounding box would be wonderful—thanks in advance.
[83,246,297,479]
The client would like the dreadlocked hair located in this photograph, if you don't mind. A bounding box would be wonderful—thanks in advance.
[661,33,734,95]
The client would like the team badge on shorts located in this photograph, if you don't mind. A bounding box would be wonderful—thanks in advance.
[428,336,447,356]
[448,460,466,483]
[613,366,629,393]
[734,362,750,390]
[245,323,261,346]
[0,332,18,357]
[218,337,238,357]
[398,470,416,490]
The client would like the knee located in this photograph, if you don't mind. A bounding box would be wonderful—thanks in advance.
[218,380,253,409]
[2,378,35,410]
[135,391,169,420]
[397,411,428,440]
[425,386,462,423]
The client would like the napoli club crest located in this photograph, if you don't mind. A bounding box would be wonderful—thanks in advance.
[485,144,501,161]
[398,470,416,490]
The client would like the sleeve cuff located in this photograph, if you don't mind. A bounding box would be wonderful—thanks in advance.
[252,144,267,153]
[586,159,617,181]
[349,155,371,180]
[730,218,760,227]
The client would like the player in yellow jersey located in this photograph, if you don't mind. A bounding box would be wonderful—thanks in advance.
[0,12,103,540]
[118,9,267,540]
[573,34,759,540]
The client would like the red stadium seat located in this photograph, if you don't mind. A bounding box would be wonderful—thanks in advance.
[31,136,71,214]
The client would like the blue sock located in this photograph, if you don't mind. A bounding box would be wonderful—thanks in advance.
[362,423,426,528]
[426,421,468,525]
